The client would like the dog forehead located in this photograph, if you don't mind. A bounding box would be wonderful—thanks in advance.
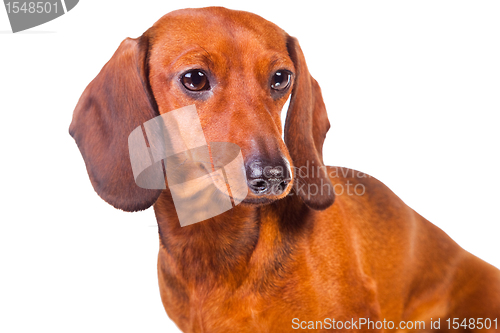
[149,7,288,58]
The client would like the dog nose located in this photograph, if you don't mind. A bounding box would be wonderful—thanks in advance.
[246,159,290,195]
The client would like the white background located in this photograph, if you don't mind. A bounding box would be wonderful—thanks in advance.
[1,1,499,332]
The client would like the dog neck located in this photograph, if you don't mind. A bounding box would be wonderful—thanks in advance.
[153,191,313,290]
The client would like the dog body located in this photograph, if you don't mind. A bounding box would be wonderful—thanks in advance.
[70,7,500,332]
[155,171,500,332]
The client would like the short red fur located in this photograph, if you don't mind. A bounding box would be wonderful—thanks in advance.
[70,7,500,332]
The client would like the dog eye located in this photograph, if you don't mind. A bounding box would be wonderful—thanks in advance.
[270,70,291,91]
[181,70,210,91]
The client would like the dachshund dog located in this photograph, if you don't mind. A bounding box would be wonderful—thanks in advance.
[70,7,500,333]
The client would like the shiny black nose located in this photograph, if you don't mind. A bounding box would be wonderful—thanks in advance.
[246,159,291,195]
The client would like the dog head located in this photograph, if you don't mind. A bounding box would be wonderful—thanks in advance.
[69,7,334,212]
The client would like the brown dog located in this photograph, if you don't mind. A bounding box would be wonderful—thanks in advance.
[69,7,500,332]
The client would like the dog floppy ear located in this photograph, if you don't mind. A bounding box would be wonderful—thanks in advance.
[285,36,335,210]
[69,35,162,212]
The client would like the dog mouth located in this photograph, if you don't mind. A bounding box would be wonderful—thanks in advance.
[208,179,291,207]
[240,177,293,206]
[162,143,294,210]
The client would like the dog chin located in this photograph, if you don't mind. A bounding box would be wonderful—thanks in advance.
[240,197,277,206]
[240,192,289,206]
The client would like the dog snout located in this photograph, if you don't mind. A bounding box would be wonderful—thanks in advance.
[246,159,291,196]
